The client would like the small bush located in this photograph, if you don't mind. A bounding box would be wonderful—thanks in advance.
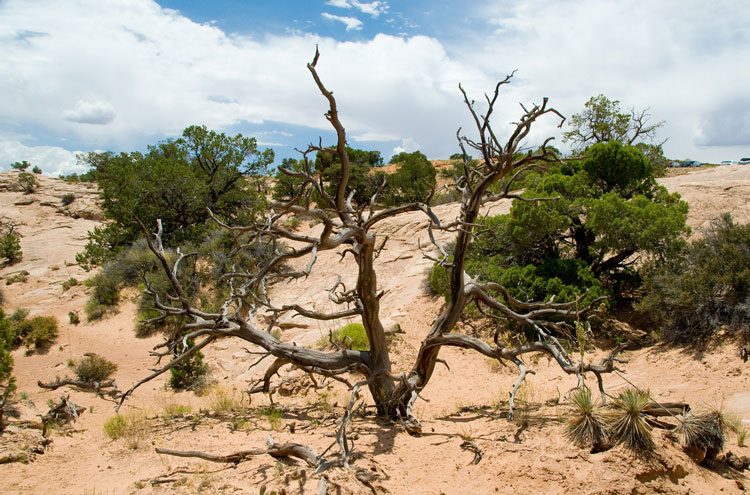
[17,172,39,194]
[14,316,59,350]
[280,216,301,231]
[10,161,31,171]
[31,166,42,174]
[168,332,209,392]
[327,323,369,351]
[0,310,15,382]
[83,272,121,320]
[61,193,75,206]
[68,311,79,325]
[673,406,730,462]
[9,308,29,323]
[74,354,117,382]
[0,233,22,264]
[61,277,78,292]
[429,260,452,300]
[639,214,750,343]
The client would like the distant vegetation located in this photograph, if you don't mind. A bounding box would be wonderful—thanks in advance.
[273,149,437,208]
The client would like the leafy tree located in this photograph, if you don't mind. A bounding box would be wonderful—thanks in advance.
[76,126,273,267]
[468,141,689,299]
[10,161,30,171]
[383,151,436,205]
[563,95,664,152]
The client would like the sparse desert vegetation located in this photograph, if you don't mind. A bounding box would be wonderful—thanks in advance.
[1,53,749,495]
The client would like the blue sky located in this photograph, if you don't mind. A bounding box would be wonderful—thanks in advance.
[1,0,749,175]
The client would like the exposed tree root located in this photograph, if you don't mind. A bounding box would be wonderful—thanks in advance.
[37,377,121,398]
[156,434,332,472]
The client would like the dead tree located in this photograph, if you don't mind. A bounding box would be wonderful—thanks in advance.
[120,49,625,465]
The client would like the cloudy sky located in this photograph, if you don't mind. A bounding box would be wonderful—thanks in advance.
[1,0,749,176]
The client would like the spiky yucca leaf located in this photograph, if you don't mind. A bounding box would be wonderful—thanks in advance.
[566,387,608,450]
[609,387,654,453]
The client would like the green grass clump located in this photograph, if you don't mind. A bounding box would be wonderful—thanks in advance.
[103,414,127,439]
[5,271,28,285]
[74,354,117,382]
[260,405,283,430]
[326,323,369,351]
[103,411,148,447]
[208,386,243,414]
[162,403,192,419]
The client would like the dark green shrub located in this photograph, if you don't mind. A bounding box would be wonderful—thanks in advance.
[0,231,22,265]
[74,354,117,382]
[31,166,42,174]
[68,311,80,325]
[0,310,15,382]
[638,214,750,343]
[168,333,209,391]
[61,193,75,206]
[10,161,31,171]
[429,259,452,300]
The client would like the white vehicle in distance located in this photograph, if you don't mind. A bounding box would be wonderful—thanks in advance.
[739,157,750,165]
[720,160,737,166]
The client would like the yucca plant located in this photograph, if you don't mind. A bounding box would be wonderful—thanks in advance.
[609,387,654,453]
[674,409,724,462]
[566,386,609,451]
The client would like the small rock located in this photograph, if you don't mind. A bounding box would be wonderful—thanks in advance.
[13,198,34,205]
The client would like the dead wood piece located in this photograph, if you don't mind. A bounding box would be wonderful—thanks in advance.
[42,395,84,428]
[460,440,483,465]
[156,434,326,470]
[38,377,120,398]
[644,401,689,417]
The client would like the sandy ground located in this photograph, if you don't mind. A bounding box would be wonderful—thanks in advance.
[1,165,749,494]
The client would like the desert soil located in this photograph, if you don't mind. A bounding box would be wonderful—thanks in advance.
[1,165,749,494]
